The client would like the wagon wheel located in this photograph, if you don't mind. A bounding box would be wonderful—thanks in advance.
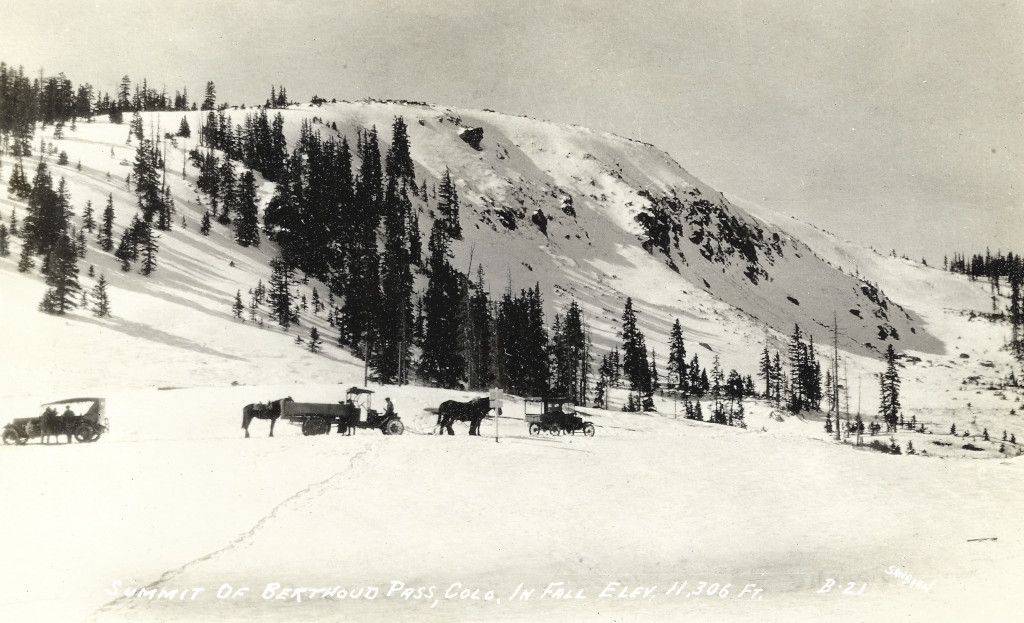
[300,418,316,436]
[547,424,562,436]
[301,417,329,436]
[528,423,541,436]
[582,422,595,437]
[2,427,23,445]
[310,417,332,436]
[74,421,100,443]
[384,418,404,435]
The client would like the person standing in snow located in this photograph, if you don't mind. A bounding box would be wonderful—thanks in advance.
[384,397,395,417]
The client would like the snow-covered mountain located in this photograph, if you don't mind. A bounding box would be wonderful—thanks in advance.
[3,100,1023,623]
[1,100,944,397]
[280,100,935,360]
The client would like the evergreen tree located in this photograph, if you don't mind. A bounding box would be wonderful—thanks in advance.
[758,345,772,397]
[82,199,95,232]
[136,218,158,275]
[494,283,549,396]
[39,233,80,314]
[17,238,34,272]
[156,184,174,231]
[133,139,161,221]
[649,348,659,392]
[0,224,8,257]
[217,159,237,224]
[99,194,114,251]
[688,353,703,397]
[788,324,805,412]
[771,352,783,407]
[232,290,244,319]
[879,344,902,431]
[420,220,465,388]
[374,178,415,383]
[407,197,422,265]
[593,354,610,409]
[9,160,32,198]
[75,227,86,258]
[200,211,212,235]
[234,170,260,246]
[385,116,415,186]
[23,162,68,261]
[201,81,216,110]
[551,299,590,403]
[130,111,144,142]
[268,256,293,328]
[710,355,723,399]
[117,75,132,110]
[91,274,111,317]
[178,116,191,138]
[668,318,688,392]
[436,168,461,239]
[308,327,322,353]
[620,297,652,404]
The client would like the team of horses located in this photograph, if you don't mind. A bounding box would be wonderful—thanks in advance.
[435,397,493,435]
[38,408,75,444]
[241,396,496,437]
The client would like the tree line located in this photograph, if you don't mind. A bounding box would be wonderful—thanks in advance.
[946,248,1024,361]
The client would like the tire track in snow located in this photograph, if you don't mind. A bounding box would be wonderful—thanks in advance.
[84,439,380,622]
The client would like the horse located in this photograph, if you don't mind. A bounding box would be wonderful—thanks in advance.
[242,398,291,438]
[436,397,492,436]
[40,408,72,444]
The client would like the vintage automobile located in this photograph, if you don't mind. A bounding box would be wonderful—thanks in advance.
[2,397,108,445]
[525,396,595,436]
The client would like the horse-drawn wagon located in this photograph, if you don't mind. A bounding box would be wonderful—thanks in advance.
[242,388,403,438]
[2,397,108,445]
[525,397,594,436]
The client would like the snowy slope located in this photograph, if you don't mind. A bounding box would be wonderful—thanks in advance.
[0,101,960,396]
[2,102,1023,623]
[0,101,1020,424]
[275,100,937,362]
[0,384,1019,623]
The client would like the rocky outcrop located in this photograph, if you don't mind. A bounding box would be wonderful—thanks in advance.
[458,126,484,150]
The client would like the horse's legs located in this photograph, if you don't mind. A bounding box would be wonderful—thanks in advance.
[269,416,277,438]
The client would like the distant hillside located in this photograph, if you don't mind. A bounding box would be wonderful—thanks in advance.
[0,99,947,400]
[271,100,937,358]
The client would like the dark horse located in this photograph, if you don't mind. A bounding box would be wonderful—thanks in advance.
[40,408,73,444]
[242,398,291,438]
[436,397,493,436]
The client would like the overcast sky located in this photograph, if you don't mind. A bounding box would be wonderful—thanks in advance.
[3,0,1021,261]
